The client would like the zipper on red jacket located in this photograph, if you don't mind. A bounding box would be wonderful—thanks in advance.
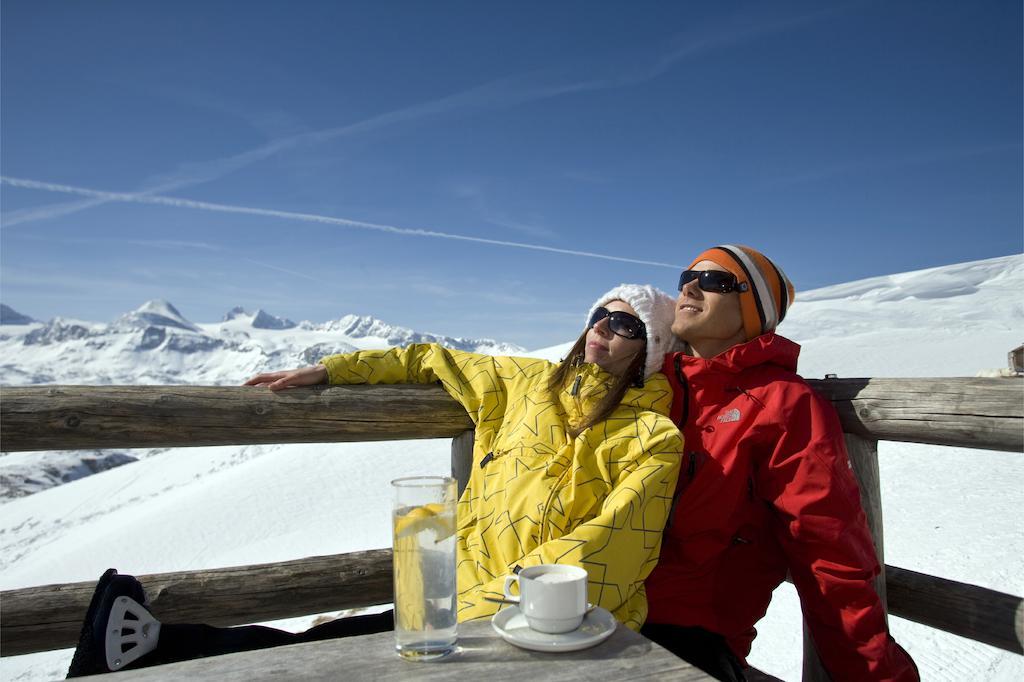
[666,450,705,529]
[672,354,691,428]
[681,451,705,488]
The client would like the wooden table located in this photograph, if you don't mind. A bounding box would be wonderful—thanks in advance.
[80,618,715,681]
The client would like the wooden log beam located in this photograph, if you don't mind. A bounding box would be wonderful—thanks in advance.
[807,377,1022,452]
[0,385,474,452]
[1,378,1020,454]
[0,549,394,657]
[886,565,1023,655]
[4,554,1021,658]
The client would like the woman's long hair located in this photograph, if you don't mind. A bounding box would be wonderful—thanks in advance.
[548,330,646,439]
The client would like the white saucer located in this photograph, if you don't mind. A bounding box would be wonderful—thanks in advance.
[491,605,617,652]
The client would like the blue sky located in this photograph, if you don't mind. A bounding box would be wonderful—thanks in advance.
[2,1,1021,348]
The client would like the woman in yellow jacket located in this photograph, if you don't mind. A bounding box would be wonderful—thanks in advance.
[67,285,683,676]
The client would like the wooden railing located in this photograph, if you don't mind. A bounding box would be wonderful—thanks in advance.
[1,378,1022,679]
[2,379,1020,452]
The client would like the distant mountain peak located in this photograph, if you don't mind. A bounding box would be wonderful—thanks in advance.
[136,299,184,316]
[223,306,249,321]
[0,304,35,325]
[251,309,296,330]
[221,306,296,329]
[117,299,200,332]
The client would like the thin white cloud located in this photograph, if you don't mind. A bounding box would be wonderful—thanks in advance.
[6,233,223,252]
[0,176,686,269]
[1,197,110,226]
[645,4,849,82]
[1,176,199,227]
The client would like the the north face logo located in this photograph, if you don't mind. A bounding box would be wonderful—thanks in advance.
[717,408,741,423]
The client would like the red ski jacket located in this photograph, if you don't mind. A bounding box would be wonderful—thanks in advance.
[645,333,917,682]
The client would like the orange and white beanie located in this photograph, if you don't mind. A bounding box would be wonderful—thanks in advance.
[689,245,796,341]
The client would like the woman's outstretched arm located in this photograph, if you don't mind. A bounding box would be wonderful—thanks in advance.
[245,344,542,426]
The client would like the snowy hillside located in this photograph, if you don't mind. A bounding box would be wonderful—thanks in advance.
[785,255,1022,378]
[1,255,1022,681]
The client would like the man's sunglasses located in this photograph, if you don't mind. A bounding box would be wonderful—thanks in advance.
[588,307,646,340]
[678,269,750,294]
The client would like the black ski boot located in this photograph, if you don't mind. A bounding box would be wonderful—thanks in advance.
[66,569,161,677]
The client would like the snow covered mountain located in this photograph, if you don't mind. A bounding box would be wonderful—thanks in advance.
[115,299,201,333]
[0,254,1021,682]
[0,300,524,388]
[0,302,523,500]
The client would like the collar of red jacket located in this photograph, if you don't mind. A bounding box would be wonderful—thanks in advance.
[665,332,801,375]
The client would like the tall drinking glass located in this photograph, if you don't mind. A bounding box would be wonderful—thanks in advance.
[391,476,458,660]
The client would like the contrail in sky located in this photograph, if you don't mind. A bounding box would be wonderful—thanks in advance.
[1,5,836,230]
[0,176,685,269]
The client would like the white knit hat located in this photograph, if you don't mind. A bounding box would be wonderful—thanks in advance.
[586,284,682,379]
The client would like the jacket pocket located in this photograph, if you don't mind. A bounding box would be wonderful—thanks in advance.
[480,449,557,508]
[476,450,510,501]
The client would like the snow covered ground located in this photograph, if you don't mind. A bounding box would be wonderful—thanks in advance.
[1,254,1021,680]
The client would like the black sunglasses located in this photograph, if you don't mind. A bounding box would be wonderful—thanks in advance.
[678,269,750,294]
[588,307,646,340]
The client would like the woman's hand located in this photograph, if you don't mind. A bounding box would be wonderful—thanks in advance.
[244,365,328,391]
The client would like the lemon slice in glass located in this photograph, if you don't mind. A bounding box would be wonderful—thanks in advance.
[395,502,456,541]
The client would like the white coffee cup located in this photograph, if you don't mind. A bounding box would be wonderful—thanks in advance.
[502,564,588,634]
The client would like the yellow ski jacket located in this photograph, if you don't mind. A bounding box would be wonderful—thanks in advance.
[321,343,682,630]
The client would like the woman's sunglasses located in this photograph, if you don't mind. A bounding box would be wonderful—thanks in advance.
[678,269,750,294]
[588,307,646,340]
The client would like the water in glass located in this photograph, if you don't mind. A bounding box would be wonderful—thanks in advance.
[392,477,457,660]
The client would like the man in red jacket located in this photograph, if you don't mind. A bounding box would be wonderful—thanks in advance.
[641,245,918,682]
